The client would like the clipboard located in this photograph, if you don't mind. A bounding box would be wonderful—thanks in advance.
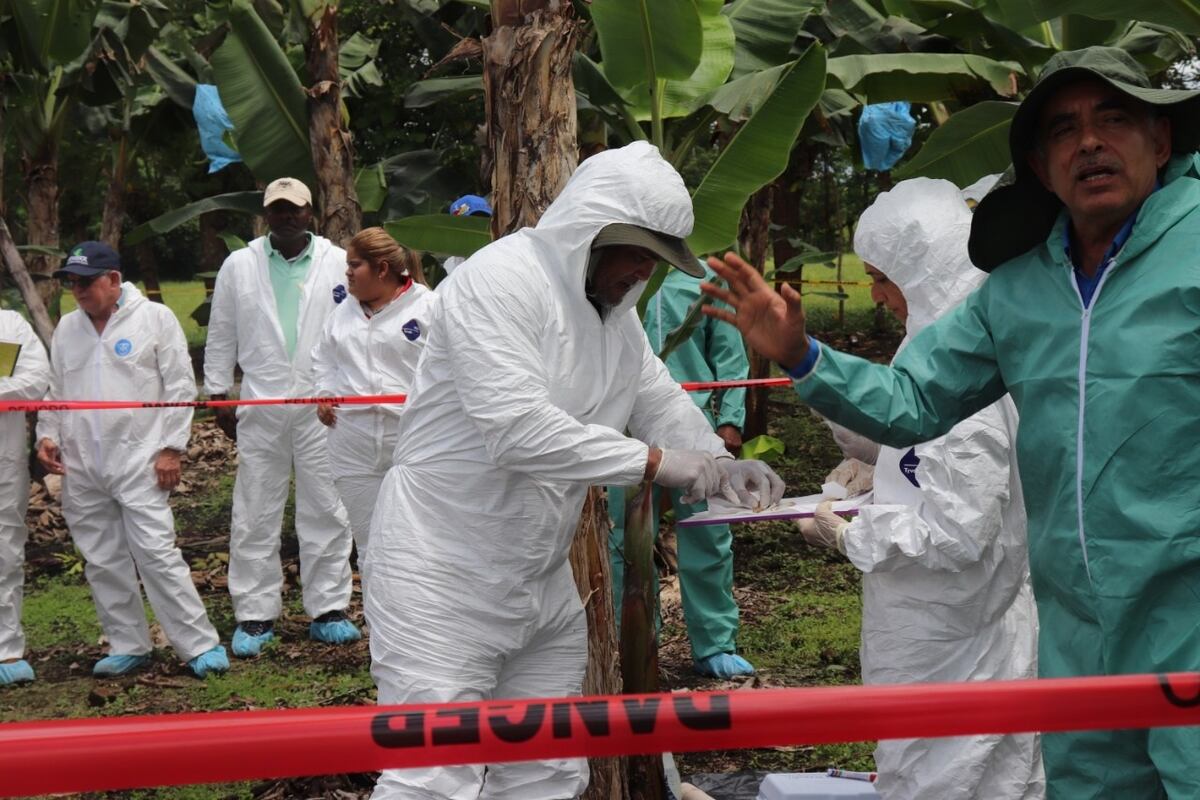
[0,341,20,378]
[677,492,871,527]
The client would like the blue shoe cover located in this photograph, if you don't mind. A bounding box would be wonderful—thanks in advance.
[310,613,361,644]
[0,660,35,686]
[694,652,756,679]
[187,645,230,678]
[231,623,275,658]
[93,653,151,677]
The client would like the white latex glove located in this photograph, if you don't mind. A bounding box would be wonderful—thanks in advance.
[797,501,850,552]
[717,459,786,510]
[652,449,725,503]
[825,458,874,497]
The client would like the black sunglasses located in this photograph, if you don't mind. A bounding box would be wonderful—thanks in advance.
[60,274,100,290]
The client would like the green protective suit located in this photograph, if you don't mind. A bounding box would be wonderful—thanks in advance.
[793,155,1200,798]
[608,266,748,661]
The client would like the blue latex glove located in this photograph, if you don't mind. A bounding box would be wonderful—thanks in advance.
[858,102,917,171]
[93,653,151,677]
[231,621,275,658]
[0,659,35,685]
[694,652,756,678]
[187,645,230,678]
[310,610,362,644]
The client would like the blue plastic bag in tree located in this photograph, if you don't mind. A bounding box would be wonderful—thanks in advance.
[193,84,242,174]
[858,101,916,171]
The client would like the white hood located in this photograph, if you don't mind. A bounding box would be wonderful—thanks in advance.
[853,177,984,338]
[473,140,694,316]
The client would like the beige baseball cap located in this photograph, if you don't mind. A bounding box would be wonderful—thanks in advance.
[263,177,312,208]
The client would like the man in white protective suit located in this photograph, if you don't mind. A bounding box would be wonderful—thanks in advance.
[36,241,227,678]
[204,178,359,656]
[364,141,786,800]
[0,308,49,686]
[798,179,1044,799]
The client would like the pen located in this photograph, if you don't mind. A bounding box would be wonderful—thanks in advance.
[827,768,878,782]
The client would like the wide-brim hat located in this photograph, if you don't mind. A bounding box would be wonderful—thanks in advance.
[592,223,704,278]
[969,46,1200,271]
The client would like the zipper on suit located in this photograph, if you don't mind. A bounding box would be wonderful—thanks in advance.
[1069,259,1116,585]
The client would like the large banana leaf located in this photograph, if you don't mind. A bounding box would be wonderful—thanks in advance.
[2,0,97,72]
[144,46,197,109]
[125,191,265,246]
[824,0,934,56]
[986,0,1200,36]
[1114,23,1196,74]
[660,0,736,118]
[591,0,704,90]
[384,214,492,258]
[404,75,484,109]
[894,101,1016,186]
[913,0,1055,77]
[724,0,818,78]
[622,0,736,121]
[704,60,790,121]
[210,0,314,187]
[688,45,826,255]
[828,52,1021,103]
[339,32,383,98]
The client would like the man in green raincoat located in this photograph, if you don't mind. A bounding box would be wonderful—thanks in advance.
[703,47,1200,797]
[608,264,755,679]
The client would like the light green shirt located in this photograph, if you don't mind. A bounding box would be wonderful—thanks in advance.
[266,233,315,360]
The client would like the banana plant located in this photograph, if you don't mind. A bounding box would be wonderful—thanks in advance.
[888,0,1196,185]
[0,0,169,313]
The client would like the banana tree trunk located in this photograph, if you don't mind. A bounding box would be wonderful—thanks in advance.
[0,218,54,347]
[99,137,127,249]
[484,0,579,238]
[569,488,629,800]
[485,4,631,798]
[304,2,361,247]
[23,142,60,310]
[619,482,665,799]
[739,185,774,439]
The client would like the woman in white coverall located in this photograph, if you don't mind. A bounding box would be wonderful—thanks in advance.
[799,179,1043,799]
[365,142,784,799]
[313,228,437,552]
[0,310,49,686]
[36,243,226,678]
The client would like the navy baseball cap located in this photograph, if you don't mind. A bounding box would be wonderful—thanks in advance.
[54,241,121,278]
[448,194,492,216]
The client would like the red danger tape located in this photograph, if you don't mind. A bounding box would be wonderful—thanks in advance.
[3,672,1200,796]
[0,379,795,414]
[0,394,408,413]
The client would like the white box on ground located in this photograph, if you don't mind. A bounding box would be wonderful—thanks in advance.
[757,773,879,800]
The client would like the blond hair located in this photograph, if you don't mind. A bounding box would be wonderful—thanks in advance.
[348,227,427,286]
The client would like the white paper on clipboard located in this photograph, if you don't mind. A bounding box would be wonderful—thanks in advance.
[677,492,872,527]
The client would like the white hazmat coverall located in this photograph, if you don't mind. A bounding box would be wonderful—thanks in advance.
[365,141,733,799]
[36,284,220,661]
[204,236,354,622]
[0,311,49,662]
[847,179,1043,800]
[311,282,437,551]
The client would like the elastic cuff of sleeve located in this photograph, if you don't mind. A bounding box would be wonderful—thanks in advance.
[784,337,822,381]
[835,522,850,555]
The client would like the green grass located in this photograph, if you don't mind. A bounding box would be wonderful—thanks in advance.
[60,280,208,348]
[22,574,102,650]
